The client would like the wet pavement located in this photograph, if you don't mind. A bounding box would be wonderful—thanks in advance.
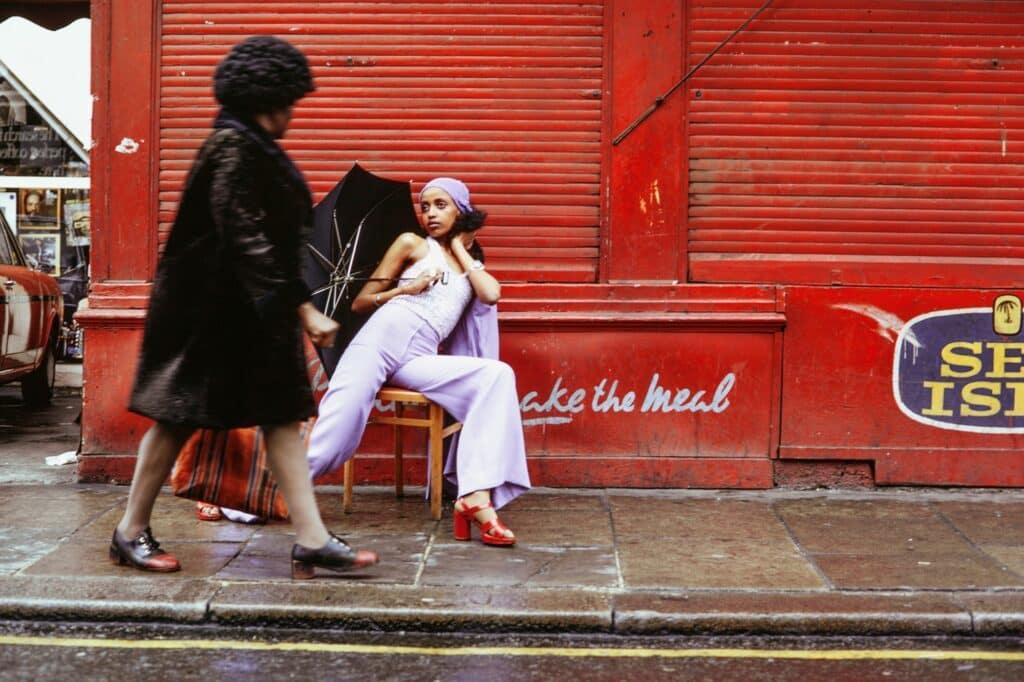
[2,372,1024,636]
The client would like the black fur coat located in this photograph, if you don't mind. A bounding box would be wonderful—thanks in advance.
[129,111,316,428]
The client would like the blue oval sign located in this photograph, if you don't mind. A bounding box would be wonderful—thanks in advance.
[894,308,1024,433]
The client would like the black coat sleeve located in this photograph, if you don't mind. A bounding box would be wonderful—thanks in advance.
[208,132,309,316]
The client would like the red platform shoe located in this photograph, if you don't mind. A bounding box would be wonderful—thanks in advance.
[453,499,516,547]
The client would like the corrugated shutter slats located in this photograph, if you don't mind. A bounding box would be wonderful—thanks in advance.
[160,1,604,282]
[687,0,1024,284]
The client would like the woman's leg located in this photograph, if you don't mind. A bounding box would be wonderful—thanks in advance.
[116,422,194,538]
[307,306,435,479]
[263,422,330,548]
[265,421,379,576]
[306,346,385,478]
[389,355,530,540]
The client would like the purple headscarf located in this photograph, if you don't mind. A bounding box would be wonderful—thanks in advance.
[419,177,472,214]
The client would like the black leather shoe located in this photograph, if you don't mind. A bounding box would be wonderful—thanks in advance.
[291,533,379,579]
[109,527,181,572]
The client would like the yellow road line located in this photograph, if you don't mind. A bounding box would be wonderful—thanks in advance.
[1,636,1023,661]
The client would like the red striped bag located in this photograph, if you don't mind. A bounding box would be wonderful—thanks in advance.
[170,339,328,520]
[170,425,307,521]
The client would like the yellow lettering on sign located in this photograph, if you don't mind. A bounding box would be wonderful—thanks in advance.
[939,342,983,378]
[986,343,1024,379]
[1006,383,1024,417]
[921,381,954,416]
[960,382,1002,417]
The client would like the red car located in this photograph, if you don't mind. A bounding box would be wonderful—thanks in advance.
[0,209,63,406]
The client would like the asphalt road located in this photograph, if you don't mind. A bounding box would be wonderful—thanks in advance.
[1,622,1023,681]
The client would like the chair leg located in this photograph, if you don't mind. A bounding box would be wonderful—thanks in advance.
[343,459,353,513]
[394,403,404,498]
[429,403,443,521]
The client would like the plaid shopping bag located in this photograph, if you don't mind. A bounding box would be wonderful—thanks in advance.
[172,426,300,521]
[170,338,327,520]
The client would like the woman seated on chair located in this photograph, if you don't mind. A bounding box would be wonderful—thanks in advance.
[306,177,530,546]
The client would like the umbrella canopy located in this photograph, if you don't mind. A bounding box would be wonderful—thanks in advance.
[303,163,423,375]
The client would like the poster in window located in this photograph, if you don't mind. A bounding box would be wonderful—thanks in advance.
[0,190,16,234]
[19,231,59,275]
[18,188,59,229]
[62,199,90,246]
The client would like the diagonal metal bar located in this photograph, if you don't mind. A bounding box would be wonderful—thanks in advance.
[611,0,774,146]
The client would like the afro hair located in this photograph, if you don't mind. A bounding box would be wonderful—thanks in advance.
[214,36,314,115]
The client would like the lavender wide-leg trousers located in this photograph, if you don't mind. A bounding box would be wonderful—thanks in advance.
[307,304,530,509]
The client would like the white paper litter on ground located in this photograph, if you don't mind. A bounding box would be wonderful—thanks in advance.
[45,450,78,466]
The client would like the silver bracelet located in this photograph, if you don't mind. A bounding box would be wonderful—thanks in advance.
[374,292,383,308]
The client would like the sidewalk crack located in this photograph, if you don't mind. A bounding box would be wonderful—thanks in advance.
[413,520,438,587]
[605,489,625,590]
[772,502,835,590]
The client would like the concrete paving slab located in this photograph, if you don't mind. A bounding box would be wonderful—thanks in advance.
[776,498,976,555]
[209,583,613,632]
[422,544,618,588]
[812,551,1024,590]
[79,501,264,543]
[1,485,123,530]
[934,501,1024,546]
[0,575,216,623]
[508,490,609,512]
[318,490,442,537]
[216,530,424,584]
[21,536,244,580]
[491,508,615,547]
[610,497,788,541]
[0,527,72,575]
[613,591,973,635]
[616,536,825,590]
[976,545,1024,579]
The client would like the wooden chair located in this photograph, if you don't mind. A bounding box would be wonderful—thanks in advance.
[343,387,462,520]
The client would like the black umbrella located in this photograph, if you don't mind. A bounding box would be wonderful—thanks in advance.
[303,163,423,375]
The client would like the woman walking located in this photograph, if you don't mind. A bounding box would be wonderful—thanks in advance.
[113,36,378,578]
[308,177,530,545]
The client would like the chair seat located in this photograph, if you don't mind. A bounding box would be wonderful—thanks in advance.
[343,387,462,520]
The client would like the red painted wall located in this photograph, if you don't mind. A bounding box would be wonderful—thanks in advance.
[78,1,1024,489]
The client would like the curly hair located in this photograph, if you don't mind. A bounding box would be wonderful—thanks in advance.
[214,36,315,115]
[453,208,488,262]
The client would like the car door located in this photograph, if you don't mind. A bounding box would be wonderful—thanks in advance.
[0,215,10,361]
[0,211,32,372]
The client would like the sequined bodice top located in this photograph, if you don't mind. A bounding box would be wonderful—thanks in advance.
[386,237,472,339]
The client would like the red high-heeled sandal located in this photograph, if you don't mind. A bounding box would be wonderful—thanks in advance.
[196,501,222,521]
[453,499,516,546]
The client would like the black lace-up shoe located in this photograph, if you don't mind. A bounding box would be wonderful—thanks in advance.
[291,533,379,579]
[109,527,181,572]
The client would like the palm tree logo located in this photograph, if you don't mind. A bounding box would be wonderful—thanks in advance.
[994,295,1022,336]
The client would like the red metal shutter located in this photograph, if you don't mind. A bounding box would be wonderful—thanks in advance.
[159,1,604,282]
[686,0,1024,287]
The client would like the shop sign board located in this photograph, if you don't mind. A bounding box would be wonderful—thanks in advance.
[894,297,1024,433]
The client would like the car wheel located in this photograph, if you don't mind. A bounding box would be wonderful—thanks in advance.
[22,335,57,407]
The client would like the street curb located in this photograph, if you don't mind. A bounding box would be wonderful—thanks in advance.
[210,584,612,632]
[0,576,214,624]
[612,591,975,636]
[2,577,1023,635]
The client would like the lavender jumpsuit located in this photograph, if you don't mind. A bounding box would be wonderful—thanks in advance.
[306,238,530,509]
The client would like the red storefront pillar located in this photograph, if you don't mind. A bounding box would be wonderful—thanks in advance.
[604,0,686,283]
[76,0,159,481]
